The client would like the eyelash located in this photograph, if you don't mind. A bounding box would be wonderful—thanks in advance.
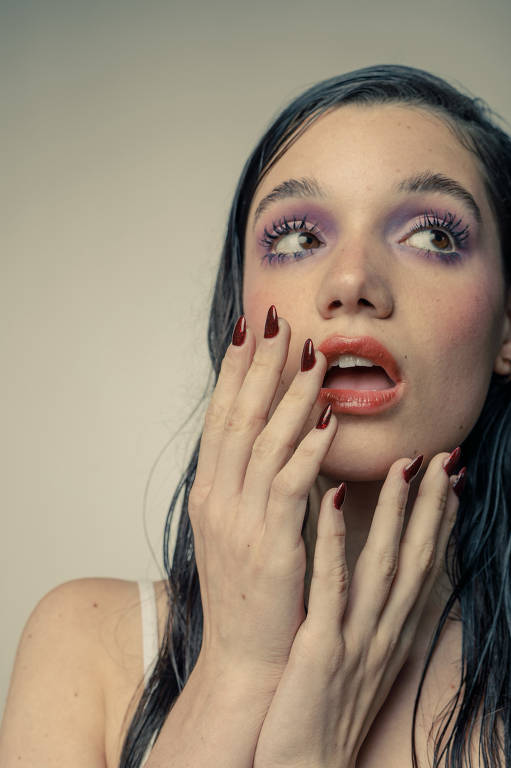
[402,210,470,264]
[258,210,471,266]
[259,215,323,265]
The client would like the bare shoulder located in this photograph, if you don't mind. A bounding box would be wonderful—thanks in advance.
[0,577,170,768]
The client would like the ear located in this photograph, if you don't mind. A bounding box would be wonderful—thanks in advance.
[494,288,511,377]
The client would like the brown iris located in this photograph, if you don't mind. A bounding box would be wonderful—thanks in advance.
[430,229,450,249]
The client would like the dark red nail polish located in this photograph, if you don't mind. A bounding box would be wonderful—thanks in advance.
[232,315,246,346]
[301,339,315,372]
[452,467,467,498]
[264,305,279,338]
[333,482,346,510]
[443,446,461,477]
[403,454,424,483]
[316,404,332,429]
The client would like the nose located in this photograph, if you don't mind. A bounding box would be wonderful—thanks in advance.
[315,239,394,320]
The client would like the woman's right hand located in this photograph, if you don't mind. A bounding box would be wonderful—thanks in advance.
[188,307,337,685]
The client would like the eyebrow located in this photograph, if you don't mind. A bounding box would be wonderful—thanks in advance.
[252,177,327,226]
[252,171,482,226]
[397,171,482,223]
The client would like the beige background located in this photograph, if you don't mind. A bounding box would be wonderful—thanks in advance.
[2,0,511,716]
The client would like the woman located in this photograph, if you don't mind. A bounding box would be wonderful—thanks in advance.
[1,64,510,767]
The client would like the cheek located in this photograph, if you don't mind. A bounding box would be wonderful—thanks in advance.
[416,279,502,444]
[243,287,277,340]
[437,281,503,370]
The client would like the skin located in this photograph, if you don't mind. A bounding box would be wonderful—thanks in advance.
[243,103,511,603]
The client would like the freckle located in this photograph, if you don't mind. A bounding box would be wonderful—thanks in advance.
[404,354,408,359]
[241,594,246,600]
[458,424,464,431]
[27,633,32,639]
[74,691,79,697]
[92,602,98,608]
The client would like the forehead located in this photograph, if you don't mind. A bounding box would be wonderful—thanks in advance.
[248,103,490,221]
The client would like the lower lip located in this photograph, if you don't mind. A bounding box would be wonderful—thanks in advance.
[318,382,404,414]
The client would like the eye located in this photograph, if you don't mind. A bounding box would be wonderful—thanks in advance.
[402,227,454,252]
[273,231,322,255]
[398,210,470,264]
[259,215,325,265]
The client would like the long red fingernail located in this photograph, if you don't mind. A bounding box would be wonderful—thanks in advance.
[232,315,246,346]
[443,446,461,477]
[452,467,467,498]
[333,482,346,509]
[316,404,332,429]
[301,339,315,371]
[264,305,279,338]
[403,454,424,483]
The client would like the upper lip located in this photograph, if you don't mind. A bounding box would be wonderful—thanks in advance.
[318,335,402,385]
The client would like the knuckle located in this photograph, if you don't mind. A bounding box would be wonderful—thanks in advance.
[224,405,265,435]
[372,547,399,581]
[251,431,280,461]
[296,440,318,462]
[414,540,436,574]
[271,470,300,501]
[314,559,349,593]
[250,352,273,376]
[281,384,308,406]
[188,484,208,521]
[204,397,228,433]
[374,627,399,662]
[417,482,449,512]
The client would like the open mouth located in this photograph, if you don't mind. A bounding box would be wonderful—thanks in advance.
[322,355,396,391]
[318,337,404,414]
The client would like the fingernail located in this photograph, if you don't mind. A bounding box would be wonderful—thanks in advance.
[403,454,424,483]
[452,467,467,498]
[316,403,332,429]
[232,315,246,346]
[443,446,461,477]
[264,305,279,338]
[333,482,346,509]
[301,338,315,372]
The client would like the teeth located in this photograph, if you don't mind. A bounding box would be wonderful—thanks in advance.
[331,354,375,369]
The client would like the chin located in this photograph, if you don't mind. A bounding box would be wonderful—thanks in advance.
[318,424,437,483]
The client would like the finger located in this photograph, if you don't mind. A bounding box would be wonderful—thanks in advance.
[343,456,417,634]
[377,452,455,635]
[193,318,256,497]
[212,312,291,500]
[306,484,349,638]
[240,346,328,527]
[262,407,339,548]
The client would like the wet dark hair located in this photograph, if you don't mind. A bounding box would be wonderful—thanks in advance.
[119,64,511,767]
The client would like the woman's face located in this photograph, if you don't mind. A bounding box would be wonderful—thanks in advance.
[243,104,510,482]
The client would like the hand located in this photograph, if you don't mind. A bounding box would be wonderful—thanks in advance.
[253,454,460,768]
[188,309,337,686]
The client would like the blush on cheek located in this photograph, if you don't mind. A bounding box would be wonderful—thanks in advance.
[243,288,277,340]
[448,283,503,355]
[430,286,501,433]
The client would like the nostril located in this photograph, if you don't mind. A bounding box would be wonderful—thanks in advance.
[330,299,342,308]
[358,298,374,307]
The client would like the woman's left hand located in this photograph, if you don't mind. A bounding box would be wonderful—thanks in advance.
[252,452,460,768]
